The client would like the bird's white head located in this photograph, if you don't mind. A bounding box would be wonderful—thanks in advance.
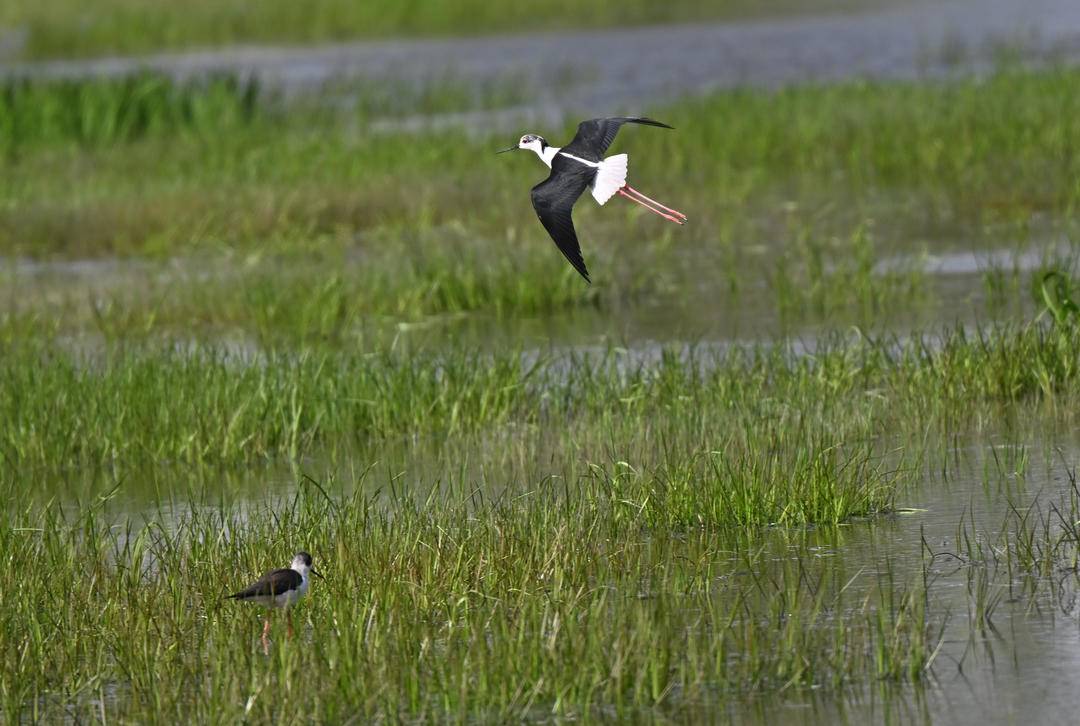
[497,133,554,165]
[290,551,323,580]
[516,133,547,155]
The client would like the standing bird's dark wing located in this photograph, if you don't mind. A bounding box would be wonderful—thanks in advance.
[227,568,302,599]
[562,117,674,161]
[530,162,593,283]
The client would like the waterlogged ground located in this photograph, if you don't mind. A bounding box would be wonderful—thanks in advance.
[6,8,1080,725]
[0,238,1065,354]
[20,412,1080,723]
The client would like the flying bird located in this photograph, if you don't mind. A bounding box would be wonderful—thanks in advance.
[227,551,323,653]
[498,116,686,282]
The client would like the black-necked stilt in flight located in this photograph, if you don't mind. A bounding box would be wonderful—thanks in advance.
[227,551,323,652]
[498,116,687,282]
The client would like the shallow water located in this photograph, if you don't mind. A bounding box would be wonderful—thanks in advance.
[0,234,1059,357]
[732,432,1080,725]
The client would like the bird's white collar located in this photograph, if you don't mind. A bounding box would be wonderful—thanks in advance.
[531,145,560,168]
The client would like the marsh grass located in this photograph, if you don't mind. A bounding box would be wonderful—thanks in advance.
[770,223,929,324]
[0,474,937,723]
[3,318,1080,525]
[5,56,1080,725]
[3,68,1079,323]
[0,73,264,153]
[1036,270,1080,327]
[0,72,535,155]
[0,341,903,527]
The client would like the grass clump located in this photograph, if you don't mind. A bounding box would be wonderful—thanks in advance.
[0,73,263,153]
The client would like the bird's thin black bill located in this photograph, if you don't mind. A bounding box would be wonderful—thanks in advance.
[311,568,325,579]
[496,146,518,154]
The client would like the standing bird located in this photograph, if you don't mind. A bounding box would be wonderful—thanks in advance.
[227,551,323,653]
[498,116,687,282]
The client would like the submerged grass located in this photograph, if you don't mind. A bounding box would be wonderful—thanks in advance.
[0,342,905,527]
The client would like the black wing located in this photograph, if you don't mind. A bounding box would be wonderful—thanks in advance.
[228,568,302,599]
[562,117,674,161]
[530,160,593,283]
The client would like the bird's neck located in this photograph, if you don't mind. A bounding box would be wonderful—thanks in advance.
[532,145,560,168]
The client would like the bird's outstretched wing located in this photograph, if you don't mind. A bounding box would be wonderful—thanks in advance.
[227,568,302,599]
[530,167,592,283]
[562,117,674,161]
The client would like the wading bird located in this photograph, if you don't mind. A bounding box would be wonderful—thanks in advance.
[227,551,323,653]
[498,116,686,282]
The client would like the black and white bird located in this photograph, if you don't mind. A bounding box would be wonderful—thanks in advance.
[498,116,687,282]
[227,551,323,651]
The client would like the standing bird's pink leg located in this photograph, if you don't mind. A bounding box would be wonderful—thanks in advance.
[262,617,272,654]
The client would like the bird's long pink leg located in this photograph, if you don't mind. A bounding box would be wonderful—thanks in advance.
[617,188,686,225]
[623,184,687,221]
[262,617,272,654]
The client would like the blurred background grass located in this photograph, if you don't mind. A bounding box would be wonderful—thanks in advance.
[1,0,896,60]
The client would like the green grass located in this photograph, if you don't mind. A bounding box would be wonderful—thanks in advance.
[0,478,936,723]
[5,61,1080,723]
[5,318,1080,516]
[8,67,1080,244]
[3,67,1080,329]
[0,74,263,150]
[2,0,897,60]
[0,72,532,151]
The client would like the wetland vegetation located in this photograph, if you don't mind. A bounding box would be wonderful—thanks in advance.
[3,56,1080,723]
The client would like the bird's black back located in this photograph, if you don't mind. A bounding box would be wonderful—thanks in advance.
[562,117,674,161]
[228,567,302,599]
